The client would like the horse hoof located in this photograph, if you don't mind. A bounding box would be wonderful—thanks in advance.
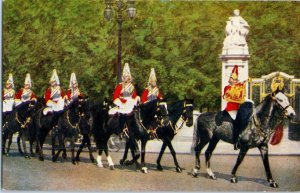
[141,167,148,174]
[109,165,115,170]
[90,157,95,163]
[209,175,217,180]
[72,160,76,165]
[39,156,44,161]
[75,157,80,162]
[62,153,67,159]
[192,168,198,178]
[52,157,57,162]
[119,159,125,166]
[124,160,133,166]
[270,181,279,188]
[176,167,182,173]
[25,155,31,159]
[97,163,104,168]
[230,177,238,183]
[30,153,36,157]
[157,165,163,171]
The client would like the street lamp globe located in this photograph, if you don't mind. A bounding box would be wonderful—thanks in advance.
[104,7,112,21]
[127,7,136,19]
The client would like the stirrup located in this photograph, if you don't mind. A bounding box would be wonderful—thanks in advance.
[234,142,240,150]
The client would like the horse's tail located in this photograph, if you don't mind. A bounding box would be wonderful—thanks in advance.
[192,117,199,149]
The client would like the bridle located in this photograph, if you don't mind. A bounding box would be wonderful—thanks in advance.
[169,100,193,134]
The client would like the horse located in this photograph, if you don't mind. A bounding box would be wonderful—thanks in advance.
[33,98,65,161]
[191,90,296,188]
[51,96,91,165]
[74,97,95,164]
[15,97,45,157]
[2,100,36,158]
[90,99,143,170]
[120,98,194,173]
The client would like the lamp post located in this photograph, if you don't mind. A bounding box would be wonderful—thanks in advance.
[104,0,137,82]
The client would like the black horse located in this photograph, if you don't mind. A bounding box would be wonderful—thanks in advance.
[74,97,95,164]
[119,99,169,172]
[2,100,36,158]
[51,96,91,165]
[120,98,194,173]
[16,99,43,157]
[33,99,65,161]
[90,99,143,170]
[192,90,295,188]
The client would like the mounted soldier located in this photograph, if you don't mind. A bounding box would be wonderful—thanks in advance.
[43,69,65,116]
[220,65,248,149]
[2,73,16,123]
[65,72,83,105]
[15,73,37,106]
[141,68,163,104]
[109,63,140,137]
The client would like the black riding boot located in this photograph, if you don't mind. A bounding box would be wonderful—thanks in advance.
[119,114,127,139]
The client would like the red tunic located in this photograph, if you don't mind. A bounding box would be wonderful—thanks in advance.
[223,85,240,111]
[66,89,83,100]
[141,87,163,104]
[15,88,36,100]
[113,83,137,103]
[44,87,65,103]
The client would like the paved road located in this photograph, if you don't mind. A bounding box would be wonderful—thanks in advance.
[2,144,300,192]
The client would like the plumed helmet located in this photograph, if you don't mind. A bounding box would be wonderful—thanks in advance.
[122,63,132,81]
[148,68,157,84]
[69,72,78,88]
[49,69,60,85]
[24,73,32,88]
[230,65,238,80]
[6,73,14,88]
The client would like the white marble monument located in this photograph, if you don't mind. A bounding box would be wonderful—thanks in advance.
[220,9,250,110]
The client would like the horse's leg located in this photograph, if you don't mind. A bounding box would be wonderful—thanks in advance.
[129,139,140,169]
[106,145,115,170]
[258,144,278,188]
[230,146,249,183]
[2,131,7,155]
[21,131,30,159]
[165,139,182,173]
[30,139,35,157]
[75,136,85,162]
[140,140,148,173]
[205,135,220,179]
[156,141,167,171]
[192,139,209,177]
[17,132,24,155]
[70,138,76,165]
[96,145,104,168]
[6,133,13,156]
[86,135,95,163]
[51,134,56,158]
[120,139,130,166]
[52,133,63,162]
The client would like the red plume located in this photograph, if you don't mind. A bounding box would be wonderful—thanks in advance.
[270,123,284,145]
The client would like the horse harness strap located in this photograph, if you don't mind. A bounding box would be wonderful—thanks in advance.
[15,113,31,129]
[66,111,79,129]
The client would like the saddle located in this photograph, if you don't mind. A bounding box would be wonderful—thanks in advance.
[215,110,233,126]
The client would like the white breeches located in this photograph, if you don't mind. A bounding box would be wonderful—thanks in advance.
[43,98,64,115]
[228,110,237,120]
[109,96,140,115]
[3,100,14,112]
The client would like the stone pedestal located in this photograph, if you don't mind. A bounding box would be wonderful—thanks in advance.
[220,9,250,110]
[220,50,250,110]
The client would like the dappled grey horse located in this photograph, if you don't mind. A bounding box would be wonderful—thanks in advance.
[192,90,295,188]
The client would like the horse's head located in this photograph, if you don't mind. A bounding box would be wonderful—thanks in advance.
[156,100,169,126]
[272,89,296,120]
[16,100,37,116]
[182,98,194,127]
[78,95,90,119]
